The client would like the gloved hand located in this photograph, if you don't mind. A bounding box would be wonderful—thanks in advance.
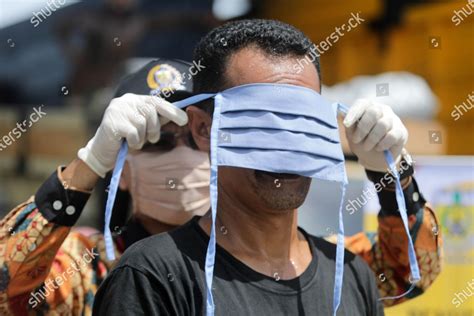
[343,98,408,172]
[78,93,188,178]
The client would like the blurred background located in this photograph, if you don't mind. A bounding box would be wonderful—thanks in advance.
[0,0,472,315]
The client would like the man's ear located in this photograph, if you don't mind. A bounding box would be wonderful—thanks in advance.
[186,105,211,152]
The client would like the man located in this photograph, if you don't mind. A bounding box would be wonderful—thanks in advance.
[0,59,211,315]
[92,19,441,315]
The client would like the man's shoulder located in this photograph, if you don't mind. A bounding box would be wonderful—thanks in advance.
[114,218,205,274]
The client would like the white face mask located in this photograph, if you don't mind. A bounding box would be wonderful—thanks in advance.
[123,146,210,225]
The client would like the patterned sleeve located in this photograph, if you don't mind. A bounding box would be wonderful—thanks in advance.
[0,168,119,315]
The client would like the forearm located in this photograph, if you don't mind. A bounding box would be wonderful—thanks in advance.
[61,158,100,193]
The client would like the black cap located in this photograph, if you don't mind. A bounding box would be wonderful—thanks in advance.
[114,58,193,102]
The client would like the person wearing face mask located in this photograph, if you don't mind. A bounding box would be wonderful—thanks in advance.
[0,59,209,315]
[105,59,211,246]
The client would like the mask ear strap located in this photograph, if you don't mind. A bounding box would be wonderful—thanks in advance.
[378,150,421,300]
[173,93,216,109]
[333,181,347,316]
[168,92,218,315]
[172,91,220,316]
[104,142,129,260]
[205,93,223,316]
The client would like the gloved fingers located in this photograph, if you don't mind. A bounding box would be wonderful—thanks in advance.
[376,116,408,152]
[374,128,403,152]
[145,95,188,126]
[147,117,161,144]
[344,124,356,143]
[158,116,171,128]
[362,115,393,151]
[114,122,136,149]
[114,120,144,150]
[350,105,383,144]
[391,142,405,160]
[136,102,161,144]
[343,98,371,128]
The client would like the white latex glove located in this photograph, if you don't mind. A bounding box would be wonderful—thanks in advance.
[78,93,188,177]
[343,98,408,172]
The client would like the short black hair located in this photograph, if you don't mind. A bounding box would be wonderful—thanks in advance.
[192,19,321,94]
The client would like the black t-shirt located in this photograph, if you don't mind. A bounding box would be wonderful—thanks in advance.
[93,217,384,316]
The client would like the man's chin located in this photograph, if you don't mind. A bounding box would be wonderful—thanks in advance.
[252,169,311,211]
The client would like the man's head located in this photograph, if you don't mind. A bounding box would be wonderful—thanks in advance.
[187,19,321,212]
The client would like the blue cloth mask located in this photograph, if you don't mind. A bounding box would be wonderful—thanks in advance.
[104,83,420,316]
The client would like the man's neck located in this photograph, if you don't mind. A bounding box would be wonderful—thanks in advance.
[135,213,178,235]
[198,190,312,280]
